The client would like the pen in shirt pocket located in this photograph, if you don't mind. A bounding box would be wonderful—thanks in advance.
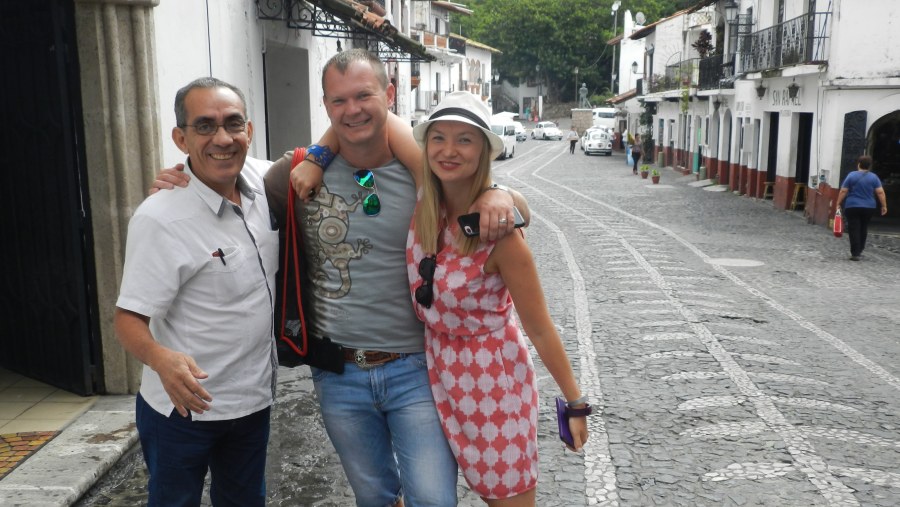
[212,248,227,266]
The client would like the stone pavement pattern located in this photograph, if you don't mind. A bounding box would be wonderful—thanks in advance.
[0,432,55,480]
[509,138,900,506]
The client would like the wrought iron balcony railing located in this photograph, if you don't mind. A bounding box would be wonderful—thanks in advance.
[739,11,831,73]
[698,53,735,90]
[649,58,700,93]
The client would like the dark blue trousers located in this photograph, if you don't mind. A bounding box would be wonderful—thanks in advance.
[843,207,876,257]
[136,394,270,507]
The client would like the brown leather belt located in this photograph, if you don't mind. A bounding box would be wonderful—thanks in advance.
[343,348,403,369]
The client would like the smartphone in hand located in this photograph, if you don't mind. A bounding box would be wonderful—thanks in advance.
[458,206,525,237]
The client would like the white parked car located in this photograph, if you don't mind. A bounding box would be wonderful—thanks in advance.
[581,128,613,156]
[489,116,517,160]
[531,121,563,140]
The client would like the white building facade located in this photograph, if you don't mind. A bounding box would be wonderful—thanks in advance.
[634,0,900,227]
[2,0,471,395]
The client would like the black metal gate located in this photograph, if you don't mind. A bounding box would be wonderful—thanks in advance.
[839,111,868,185]
[0,0,102,394]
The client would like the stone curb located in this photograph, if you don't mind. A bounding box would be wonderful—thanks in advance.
[0,396,137,506]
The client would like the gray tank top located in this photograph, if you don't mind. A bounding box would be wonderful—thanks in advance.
[299,155,424,352]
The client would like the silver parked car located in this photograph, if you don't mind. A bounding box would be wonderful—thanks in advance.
[531,121,563,140]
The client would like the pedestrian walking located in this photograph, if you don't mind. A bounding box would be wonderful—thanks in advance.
[836,155,888,261]
[408,91,590,505]
[631,134,642,174]
[115,77,277,507]
[567,126,579,154]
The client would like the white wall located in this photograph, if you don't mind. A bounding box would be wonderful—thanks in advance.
[618,10,646,94]
[828,0,900,80]
[818,87,900,184]
[653,15,688,75]
[154,2,270,166]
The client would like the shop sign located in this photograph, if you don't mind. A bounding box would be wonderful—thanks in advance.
[771,88,801,107]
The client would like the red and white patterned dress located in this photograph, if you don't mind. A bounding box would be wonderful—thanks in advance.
[406,220,539,499]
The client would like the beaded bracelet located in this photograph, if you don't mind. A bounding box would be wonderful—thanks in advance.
[305,144,336,171]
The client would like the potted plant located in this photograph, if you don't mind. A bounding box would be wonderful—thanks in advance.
[650,168,661,184]
[691,29,714,58]
[640,164,650,179]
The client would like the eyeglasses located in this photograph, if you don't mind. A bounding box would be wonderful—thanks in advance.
[415,255,436,308]
[354,169,381,216]
[179,117,247,136]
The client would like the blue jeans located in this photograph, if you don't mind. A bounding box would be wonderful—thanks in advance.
[136,394,270,507]
[311,353,458,507]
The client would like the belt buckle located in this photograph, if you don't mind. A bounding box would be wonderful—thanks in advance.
[355,349,373,370]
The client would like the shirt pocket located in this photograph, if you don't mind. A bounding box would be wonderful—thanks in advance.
[205,245,246,274]
[201,246,255,301]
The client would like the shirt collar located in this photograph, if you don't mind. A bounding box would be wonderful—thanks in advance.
[184,157,260,217]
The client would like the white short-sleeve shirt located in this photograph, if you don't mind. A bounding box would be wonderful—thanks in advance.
[116,157,278,421]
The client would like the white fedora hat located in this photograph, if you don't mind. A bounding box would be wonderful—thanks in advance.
[413,91,504,159]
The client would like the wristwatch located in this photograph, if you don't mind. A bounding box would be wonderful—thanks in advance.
[484,183,512,195]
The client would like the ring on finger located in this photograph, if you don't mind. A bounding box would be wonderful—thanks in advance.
[498,217,508,224]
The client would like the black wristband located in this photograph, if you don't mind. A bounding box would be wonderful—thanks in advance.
[565,403,592,417]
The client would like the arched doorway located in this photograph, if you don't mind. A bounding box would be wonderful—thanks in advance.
[869,110,900,223]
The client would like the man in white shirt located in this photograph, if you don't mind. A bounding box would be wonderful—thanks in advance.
[114,77,277,507]
[567,125,580,154]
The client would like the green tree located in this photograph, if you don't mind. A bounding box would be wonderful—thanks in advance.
[455,0,686,101]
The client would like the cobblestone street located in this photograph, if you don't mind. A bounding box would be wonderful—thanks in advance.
[79,137,900,506]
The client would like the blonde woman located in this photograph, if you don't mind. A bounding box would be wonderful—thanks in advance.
[406,92,589,506]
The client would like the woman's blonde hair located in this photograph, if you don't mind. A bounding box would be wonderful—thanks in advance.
[415,124,494,256]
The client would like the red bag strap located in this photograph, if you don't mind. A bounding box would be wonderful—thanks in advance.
[280,148,310,357]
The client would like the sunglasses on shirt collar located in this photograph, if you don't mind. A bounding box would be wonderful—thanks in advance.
[354,169,381,216]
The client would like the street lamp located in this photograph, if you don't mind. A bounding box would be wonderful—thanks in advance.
[535,64,542,121]
[630,61,640,91]
[611,0,621,93]
[574,66,579,102]
[724,0,739,23]
[492,69,500,113]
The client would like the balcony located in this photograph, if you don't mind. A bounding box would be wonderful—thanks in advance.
[649,58,699,93]
[698,53,735,90]
[739,12,831,73]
